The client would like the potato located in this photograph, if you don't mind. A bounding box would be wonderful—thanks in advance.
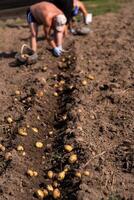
[47,184,54,192]
[36,189,44,199]
[36,91,44,97]
[7,117,13,124]
[32,127,38,133]
[35,142,43,148]
[64,145,73,152]
[27,169,34,177]
[58,171,65,181]
[0,144,5,151]
[75,172,81,178]
[17,145,24,151]
[87,75,94,80]
[53,188,61,199]
[83,170,90,176]
[69,154,77,164]
[53,92,59,97]
[33,171,38,177]
[18,127,27,136]
[15,90,21,95]
[43,189,48,197]
[82,80,87,86]
[47,170,54,179]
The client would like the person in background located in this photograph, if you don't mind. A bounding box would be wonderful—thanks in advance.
[51,0,92,34]
[27,1,67,56]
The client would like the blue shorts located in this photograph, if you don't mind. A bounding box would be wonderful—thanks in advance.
[26,9,37,24]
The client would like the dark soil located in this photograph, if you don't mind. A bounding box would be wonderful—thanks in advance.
[0,2,134,200]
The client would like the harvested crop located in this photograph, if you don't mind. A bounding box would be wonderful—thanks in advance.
[75,172,81,178]
[36,189,44,199]
[47,171,54,179]
[82,80,87,86]
[43,189,48,197]
[87,75,94,80]
[53,92,58,97]
[58,171,65,181]
[53,188,61,199]
[69,154,77,164]
[35,142,43,148]
[17,145,24,151]
[0,144,5,151]
[83,170,90,176]
[36,91,44,97]
[7,117,13,123]
[18,127,27,136]
[47,184,54,192]
[64,145,73,152]
[32,127,38,133]
[15,90,21,95]
[27,169,34,177]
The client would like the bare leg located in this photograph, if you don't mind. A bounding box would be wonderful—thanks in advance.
[29,22,38,52]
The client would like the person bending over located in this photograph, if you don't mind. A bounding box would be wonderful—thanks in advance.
[27,1,67,56]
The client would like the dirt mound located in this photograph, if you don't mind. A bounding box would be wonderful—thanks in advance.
[0,2,134,200]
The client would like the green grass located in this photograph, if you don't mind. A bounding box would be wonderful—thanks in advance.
[82,0,128,16]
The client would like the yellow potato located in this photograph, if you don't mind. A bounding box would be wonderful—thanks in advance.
[32,127,38,133]
[7,117,13,124]
[53,188,61,199]
[33,171,38,177]
[15,90,21,95]
[0,144,5,151]
[36,189,44,199]
[36,91,44,97]
[17,145,24,151]
[83,170,90,176]
[64,145,73,152]
[47,184,54,192]
[69,154,77,164]
[75,172,81,178]
[27,169,34,177]
[35,142,43,148]
[18,127,27,136]
[82,80,87,86]
[53,92,59,97]
[87,75,94,80]
[22,151,26,156]
[43,189,48,197]
[47,170,54,179]
[58,171,65,181]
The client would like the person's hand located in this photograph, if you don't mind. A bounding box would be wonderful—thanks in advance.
[84,13,92,25]
[53,47,62,57]
[70,28,77,35]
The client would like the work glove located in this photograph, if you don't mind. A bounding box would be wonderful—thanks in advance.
[84,13,92,25]
[57,46,68,53]
[70,28,77,35]
[53,47,62,57]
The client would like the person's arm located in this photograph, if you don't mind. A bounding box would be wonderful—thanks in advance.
[43,25,62,56]
[43,25,56,48]
[78,0,92,25]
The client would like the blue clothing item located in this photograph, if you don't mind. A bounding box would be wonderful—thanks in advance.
[26,9,37,24]
[72,6,79,16]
